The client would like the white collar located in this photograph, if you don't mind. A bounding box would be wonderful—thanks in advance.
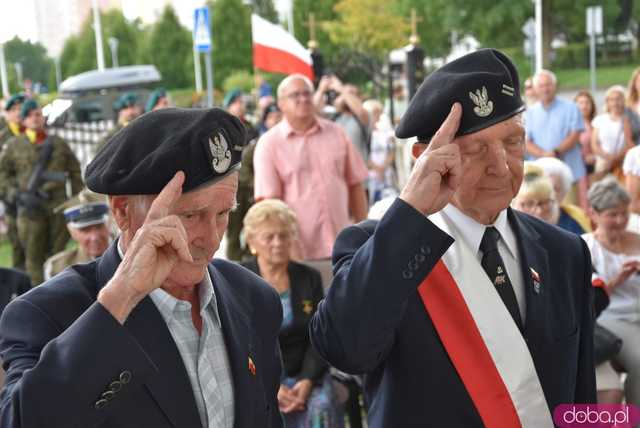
[441,204,518,259]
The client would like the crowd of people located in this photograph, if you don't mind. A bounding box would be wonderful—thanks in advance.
[0,48,639,426]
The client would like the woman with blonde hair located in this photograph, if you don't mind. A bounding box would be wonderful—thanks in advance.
[591,85,634,180]
[241,199,344,427]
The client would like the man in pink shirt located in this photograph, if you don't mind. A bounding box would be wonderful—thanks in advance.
[254,74,368,260]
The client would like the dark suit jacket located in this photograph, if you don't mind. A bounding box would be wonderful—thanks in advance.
[242,259,327,384]
[310,199,596,427]
[0,241,284,428]
[0,269,30,316]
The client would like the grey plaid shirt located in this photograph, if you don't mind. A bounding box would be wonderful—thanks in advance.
[149,273,235,428]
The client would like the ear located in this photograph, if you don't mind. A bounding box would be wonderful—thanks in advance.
[108,195,130,232]
[412,142,427,159]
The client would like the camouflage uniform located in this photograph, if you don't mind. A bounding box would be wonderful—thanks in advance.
[0,123,26,270]
[0,134,83,284]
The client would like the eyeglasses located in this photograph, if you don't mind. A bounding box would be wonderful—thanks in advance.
[283,90,312,101]
[518,199,554,210]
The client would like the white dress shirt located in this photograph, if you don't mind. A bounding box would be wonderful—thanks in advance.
[442,204,527,322]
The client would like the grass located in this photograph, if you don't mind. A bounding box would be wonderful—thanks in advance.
[555,63,638,91]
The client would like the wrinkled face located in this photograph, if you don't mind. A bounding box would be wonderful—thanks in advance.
[69,223,110,258]
[534,73,556,104]
[591,203,629,233]
[451,117,525,221]
[23,108,45,130]
[126,173,238,289]
[606,90,625,115]
[278,78,314,122]
[575,95,593,118]
[6,103,21,123]
[513,194,556,224]
[248,217,292,267]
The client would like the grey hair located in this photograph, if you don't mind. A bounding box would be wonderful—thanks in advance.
[533,69,557,86]
[277,74,314,99]
[588,176,630,212]
[533,157,573,197]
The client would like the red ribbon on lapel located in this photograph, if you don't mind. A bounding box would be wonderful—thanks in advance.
[417,260,522,428]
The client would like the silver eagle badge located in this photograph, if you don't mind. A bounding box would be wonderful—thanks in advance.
[208,133,232,174]
[469,86,494,117]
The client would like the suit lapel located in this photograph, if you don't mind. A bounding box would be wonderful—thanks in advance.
[96,240,202,428]
[508,210,552,359]
[209,264,257,428]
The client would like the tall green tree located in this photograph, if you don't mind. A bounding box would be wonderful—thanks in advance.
[208,0,253,90]
[251,0,279,23]
[58,9,143,79]
[293,0,339,66]
[3,37,53,87]
[141,5,193,89]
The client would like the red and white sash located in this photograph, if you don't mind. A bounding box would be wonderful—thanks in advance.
[419,211,553,428]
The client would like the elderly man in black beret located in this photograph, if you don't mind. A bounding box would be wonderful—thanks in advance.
[310,49,596,427]
[0,108,284,428]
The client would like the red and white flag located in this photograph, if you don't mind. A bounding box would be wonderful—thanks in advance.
[251,14,314,80]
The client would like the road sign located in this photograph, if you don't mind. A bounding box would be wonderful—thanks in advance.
[194,7,212,53]
[521,18,535,39]
[586,6,603,36]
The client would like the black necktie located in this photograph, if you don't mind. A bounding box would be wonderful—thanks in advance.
[479,227,523,331]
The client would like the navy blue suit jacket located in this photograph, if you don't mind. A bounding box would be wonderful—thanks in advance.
[310,199,596,427]
[0,242,284,428]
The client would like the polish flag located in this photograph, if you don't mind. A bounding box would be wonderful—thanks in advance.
[251,14,314,80]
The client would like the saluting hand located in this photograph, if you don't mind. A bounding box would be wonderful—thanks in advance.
[98,171,193,324]
[400,103,462,216]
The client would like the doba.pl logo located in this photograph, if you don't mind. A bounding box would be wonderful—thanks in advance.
[553,404,640,427]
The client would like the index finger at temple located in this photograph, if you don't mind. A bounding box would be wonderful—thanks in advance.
[145,171,185,222]
[428,103,462,151]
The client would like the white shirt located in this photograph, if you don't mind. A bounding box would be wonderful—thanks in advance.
[117,239,235,428]
[442,204,527,321]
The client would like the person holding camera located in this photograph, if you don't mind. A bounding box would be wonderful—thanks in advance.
[0,100,83,284]
[314,75,370,163]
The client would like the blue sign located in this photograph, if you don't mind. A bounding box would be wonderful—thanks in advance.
[193,7,211,52]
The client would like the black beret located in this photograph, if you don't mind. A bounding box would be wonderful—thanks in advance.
[395,48,524,141]
[85,108,247,195]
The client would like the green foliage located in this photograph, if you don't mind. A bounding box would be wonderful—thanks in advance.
[251,0,279,23]
[293,0,340,70]
[209,0,253,90]
[3,37,53,90]
[223,70,255,93]
[141,5,193,89]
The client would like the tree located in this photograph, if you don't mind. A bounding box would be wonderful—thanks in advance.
[140,5,193,89]
[293,0,339,69]
[208,0,253,90]
[58,9,143,79]
[3,37,53,89]
[250,0,279,23]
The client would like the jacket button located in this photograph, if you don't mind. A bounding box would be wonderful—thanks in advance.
[402,270,413,279]
[94,398,108,410]
[119,370,132,384]
[109,380,122,393]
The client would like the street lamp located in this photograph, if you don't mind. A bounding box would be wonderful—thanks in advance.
[108,37,119,68]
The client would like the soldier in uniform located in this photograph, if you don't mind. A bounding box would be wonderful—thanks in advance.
[145,88,170,112]
[0,100,83,284]
[43,189,111,280]
[96,92,142,152]
[224,89,259,261]
[0,94,26,270]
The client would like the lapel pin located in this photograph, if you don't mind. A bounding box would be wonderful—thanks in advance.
[302,300,313,315]
[248,357,256,376]
[530,268,541,294]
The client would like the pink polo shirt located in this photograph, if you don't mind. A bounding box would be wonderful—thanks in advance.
[254,116,368,260]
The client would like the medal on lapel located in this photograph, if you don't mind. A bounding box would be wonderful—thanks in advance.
[248,357,256,376]
[530,267,541,294]
[302,300,313,315]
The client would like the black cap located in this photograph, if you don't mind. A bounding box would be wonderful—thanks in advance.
[395,49,524,141]
[85,108,247,195]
